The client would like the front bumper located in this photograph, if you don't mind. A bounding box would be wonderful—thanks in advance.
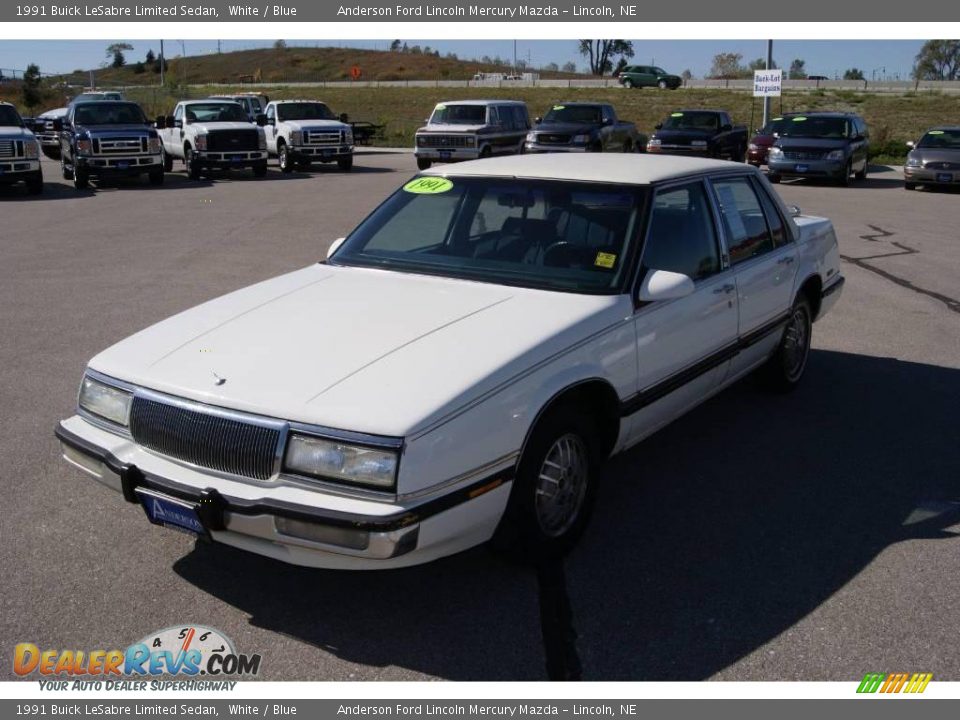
[195,150,268,169]
[746,147,769,165]
[77,154,162,176]
[55,415,512,570]
[768,158,846,178]
[0,158,41,179]
[903,166,960,185]
[647,144,709,156]
[414,147,480,162]
[524,142,588,153]
[289,145,353,161]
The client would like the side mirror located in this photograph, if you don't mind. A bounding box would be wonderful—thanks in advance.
[155,115,166,129]
[655,122,663,130]
[327,237,346,260]
[787,205,802,218]
[721,123,733,132]
[255,114,267,126]
[165,115,175,128]
[602,117,612,125]
[339,113,349,123]
[638,269,695,302]
[534,116,542,124]
[906,140,915,148]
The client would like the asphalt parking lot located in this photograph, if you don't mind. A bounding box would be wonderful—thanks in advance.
[1,152,958,681]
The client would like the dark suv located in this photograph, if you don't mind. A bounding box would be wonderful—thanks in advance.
[766,112,869,186]
[617,65,682,90]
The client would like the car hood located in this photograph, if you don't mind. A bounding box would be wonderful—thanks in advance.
[39,107,68,119]
[775,137,849,151]
[0,126,36,140]
[420,123,486,133]
[909,147,960,165]
[283,120,348,132]
[89,264,624,437]
[533,122,599,134]
[189,121,259,133]
[76,123,153,136]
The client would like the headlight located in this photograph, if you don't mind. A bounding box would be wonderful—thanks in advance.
[416,135,426,146]
[647,138,661,147]
[78,375,132,427]
[290,131,302,146]
[690,140,708,147]
[748,143,760,151]
[905,156,922,168]
[572,134,591,144]
[768,147,784,160]
[465,136,475,147]
[526,131,536,142]
[284,434,398,489]
[258,131,267,150]
[344,129,353,145]
[194,134,207,152]
[148,137,161,153]
[76,139,92,155]
[825,149,845,161]
[25,141,40,159]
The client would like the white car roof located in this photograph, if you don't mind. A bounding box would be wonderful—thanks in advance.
[421,153,752,186]
[434,99,526,106]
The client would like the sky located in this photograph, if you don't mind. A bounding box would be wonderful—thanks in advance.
[0,39,924,81]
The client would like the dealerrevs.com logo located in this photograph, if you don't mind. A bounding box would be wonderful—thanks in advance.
[857,673,933,694]
[14,625,261,686]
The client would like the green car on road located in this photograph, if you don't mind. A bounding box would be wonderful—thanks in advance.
[617,65,682,90]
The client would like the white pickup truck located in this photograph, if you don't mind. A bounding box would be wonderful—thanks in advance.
[262,100,354,172]
[157,100,268,179]
[0,102,43,194]
[57,154,843,570]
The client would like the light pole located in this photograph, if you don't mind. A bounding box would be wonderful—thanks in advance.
[762,40,773,128]
[159,39,164,86]
[179,40,186,85]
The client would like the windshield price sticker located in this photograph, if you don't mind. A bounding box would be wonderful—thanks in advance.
[552,105,565,110]
[404,177,454,194]
[792,116,808,122]
[594,252,617,269]
[670,112,684,117]
[928,130,944,135]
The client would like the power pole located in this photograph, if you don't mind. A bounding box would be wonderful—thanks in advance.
[762,39,773,127]
[159,40,164,86]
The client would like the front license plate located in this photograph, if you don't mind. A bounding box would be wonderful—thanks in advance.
[795,163,809,172]
[936,172,953,183]
[116,161,129,170]
[321,148,334,157]
[439,150,452,160]
[136,488,207,538]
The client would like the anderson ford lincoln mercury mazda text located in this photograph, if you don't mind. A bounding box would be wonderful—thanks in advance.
[55,154,844,569]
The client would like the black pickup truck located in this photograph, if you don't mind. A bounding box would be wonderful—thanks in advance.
[524,102,644,154]
[646,109,747,160]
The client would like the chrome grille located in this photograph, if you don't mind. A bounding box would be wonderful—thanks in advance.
[0,140,18,158]
[536,133,571,145]
[207,130,260,152]
[925,161,959,170]
[304,130,341,145]
[95,137,146,155]
[783,150,828,161]
[418,134,472,148]
[129,396,281,480]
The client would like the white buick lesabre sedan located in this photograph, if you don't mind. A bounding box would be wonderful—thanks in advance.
[57,154,844,569]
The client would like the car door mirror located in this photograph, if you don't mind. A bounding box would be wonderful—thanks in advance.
[638,269,695,302]
[721,123,733,132]
[906,140,915,148]
[155,115,166,129]
[327,237,346,259]
[255,114,268,126]
[655,122,663,130]
[534,116,542,124]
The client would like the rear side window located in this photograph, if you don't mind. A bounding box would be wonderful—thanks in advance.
[711,177,775,264]
[750,177,789,247]
[642,182,721,281]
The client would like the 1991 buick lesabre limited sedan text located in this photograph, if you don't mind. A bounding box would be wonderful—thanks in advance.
[56,154,844,569]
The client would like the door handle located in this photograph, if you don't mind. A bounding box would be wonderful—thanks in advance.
[777,256,795,265]
[713,283,736,294]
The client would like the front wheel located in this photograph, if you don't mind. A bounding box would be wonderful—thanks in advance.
[26,169,43,195]
[838,161,852,187]
[60,154,73,180]
[768,173,782,184]
[623,79,634,89]
[622,139,633,153]
[162,147,173,172]
[905,181,917,191]
[185,147,201,180]
[73,167,89,190]
[278,142,293,173]
[855,161,867,181]
[416,157,431,170]
[761,295,813,392]
[492,407,599,563]
[337,155,353,172]
[658,79,668,89]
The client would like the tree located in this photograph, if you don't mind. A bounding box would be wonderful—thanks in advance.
[390,40,402,52]
[912,39,960,80]
[561,61,577,73]
[145,49,155,65]
[544,62,559,72]
[789,58,807,79]
[105,42,133,69]
[578,40,634,76]
[681,69,693,81]
[21,63,43,111]
[152,55,168,74]
[709,52,746,79]
[133,61,145,74]
[843,68,865,80]
[613,57,629,76]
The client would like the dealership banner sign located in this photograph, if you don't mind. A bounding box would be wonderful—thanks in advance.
[753,69,783,97]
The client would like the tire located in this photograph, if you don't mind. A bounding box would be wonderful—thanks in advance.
[904,181,917,191]
[337,155,353,172]
[621,139,633,153]
[479,145,493,159]
[761,295,813,392]
[623,79,634,89]
[162,147,173,172]
[855,161,867,181]
[148,168,164,186]
[768,173,782,184]
[185,146,201,180]
[73,167,89,190]
[838,161,852,187]
[278,142,292,173]
[492,406,600,563]
[658,79,668,89]
[416,157,432,170]
[60,154,73,180]
[26,169,43,195]
[252,161,268,178]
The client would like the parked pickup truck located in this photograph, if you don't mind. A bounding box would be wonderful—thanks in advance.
[55,154,843,570]
[263,100,354,172]
[647,110,748,160]
[157,100,268,180]
[525,102,643,153]
[0,101,43,194]
[57,101,163,190]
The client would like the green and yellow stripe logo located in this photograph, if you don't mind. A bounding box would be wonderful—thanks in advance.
[857,672,933,694]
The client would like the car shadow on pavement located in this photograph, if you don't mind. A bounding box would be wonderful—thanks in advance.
[173,350,960,680]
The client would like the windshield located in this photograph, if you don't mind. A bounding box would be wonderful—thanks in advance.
[760,118,787,136]
[184,103,248,123]
[0,106,23,126]
[430,104,486,125]
[661,112,719,131]
[542,105,602,124]
[779,116,852,139]
[331,177,644,294]
[277,102,336,121]
[73,102,146,125]
[917,129,960,150]
[73,92,123,103]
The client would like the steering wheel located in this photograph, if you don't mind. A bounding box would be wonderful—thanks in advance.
[541,241,574,267]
